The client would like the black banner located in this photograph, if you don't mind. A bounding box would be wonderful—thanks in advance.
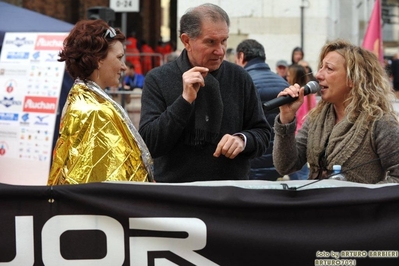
[0,180,398,265]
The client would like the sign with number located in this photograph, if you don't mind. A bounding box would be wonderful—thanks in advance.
[110,0,139,12]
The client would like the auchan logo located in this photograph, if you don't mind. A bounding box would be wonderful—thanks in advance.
[34,35,66,50]
[23,96,57,114]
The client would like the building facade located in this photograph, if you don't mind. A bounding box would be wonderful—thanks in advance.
[3,0,399,70]
[177,0,399,72]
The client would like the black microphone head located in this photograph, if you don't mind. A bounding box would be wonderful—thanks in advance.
[306,81,320,94]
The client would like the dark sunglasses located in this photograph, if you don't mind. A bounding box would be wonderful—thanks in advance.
[104,27,116,39]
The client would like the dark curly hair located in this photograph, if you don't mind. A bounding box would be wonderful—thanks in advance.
[58,19,125,80]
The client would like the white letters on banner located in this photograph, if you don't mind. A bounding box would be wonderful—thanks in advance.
[0,216,34,265]
[0,215,218,265]
[129,217,218,265]
[42,215,125,265]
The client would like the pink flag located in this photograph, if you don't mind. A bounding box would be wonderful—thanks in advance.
[362,0,383,63]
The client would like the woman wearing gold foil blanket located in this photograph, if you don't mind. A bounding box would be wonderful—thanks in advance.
[48,19,153,185]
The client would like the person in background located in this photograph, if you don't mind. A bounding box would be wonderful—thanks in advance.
[155,40,173,66]
[287,64,317,134]
[291,46,304,66]
[275,59,288,80]
[298,59,317,82]
[224,47,236,63]
[123,61,145,90]
[121,61,145,104]
[140,40,155,75]
[273,39,399,183]
[235,39,289,181]
[139,3,271,183]
[49,19,153,185]
[285,64,315,180]
[390,53,399,98]
[125,31,142,74]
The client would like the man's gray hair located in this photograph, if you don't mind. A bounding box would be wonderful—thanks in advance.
[179,3,230,39]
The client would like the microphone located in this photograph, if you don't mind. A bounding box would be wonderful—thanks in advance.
[263,81,320,111]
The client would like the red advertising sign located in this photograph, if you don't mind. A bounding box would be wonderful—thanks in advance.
[23,96,57,114]
[34,34,65,50]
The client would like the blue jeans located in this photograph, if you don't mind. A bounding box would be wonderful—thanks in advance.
[289,163,309,180]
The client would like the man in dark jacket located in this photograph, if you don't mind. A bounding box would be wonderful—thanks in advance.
[139,4,271,183]
[236,39,290,180]
[391,56,399,98]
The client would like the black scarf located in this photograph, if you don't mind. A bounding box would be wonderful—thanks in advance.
[176,50,224,146]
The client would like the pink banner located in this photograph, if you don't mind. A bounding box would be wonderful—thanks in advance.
[362,0,383,63]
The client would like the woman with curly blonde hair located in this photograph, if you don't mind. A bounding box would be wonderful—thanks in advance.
[273,39,399,183]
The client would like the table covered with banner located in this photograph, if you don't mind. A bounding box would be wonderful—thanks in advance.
[0,180,398,266]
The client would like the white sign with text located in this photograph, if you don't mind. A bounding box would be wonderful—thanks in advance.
[110,0,139,12]
[0,32,66,185]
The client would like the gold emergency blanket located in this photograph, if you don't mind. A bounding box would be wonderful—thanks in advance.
[48,80,154,185]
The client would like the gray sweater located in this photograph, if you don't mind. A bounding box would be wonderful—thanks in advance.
[139,50,271,182]
[273,104,399,184]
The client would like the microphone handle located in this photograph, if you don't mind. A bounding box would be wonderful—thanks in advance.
[263,86,311,111]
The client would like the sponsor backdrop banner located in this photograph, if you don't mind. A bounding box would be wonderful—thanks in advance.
[0,181,398,265]
[0,32,66,185]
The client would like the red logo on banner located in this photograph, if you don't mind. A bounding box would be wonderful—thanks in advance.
[0,141,8,156]
[35,35,66,50]
[23,96,57,114]
[6,83,14,93]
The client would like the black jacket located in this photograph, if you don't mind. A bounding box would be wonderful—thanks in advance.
[245,58,290,180]
[139,50,271,182]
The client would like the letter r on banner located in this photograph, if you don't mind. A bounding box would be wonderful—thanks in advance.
[129,217,219,265]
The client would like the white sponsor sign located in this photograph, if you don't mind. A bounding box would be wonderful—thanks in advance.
[0,32,66,185]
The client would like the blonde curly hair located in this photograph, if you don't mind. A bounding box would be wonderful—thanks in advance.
[309,39,397,124]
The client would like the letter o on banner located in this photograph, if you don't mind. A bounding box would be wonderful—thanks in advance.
[42,215,124,265]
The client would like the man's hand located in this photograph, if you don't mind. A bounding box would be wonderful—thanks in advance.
[182,66,209,103]
[213,134,245,159]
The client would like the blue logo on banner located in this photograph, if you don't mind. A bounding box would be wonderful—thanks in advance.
[21,113,29,122]
[0,112,18,121]
[32,51,40,60]
[34,115,49,125]
[4,37,34,47]
[0,97,22,108]
[46,53,57,62]
[7,52,29,59]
